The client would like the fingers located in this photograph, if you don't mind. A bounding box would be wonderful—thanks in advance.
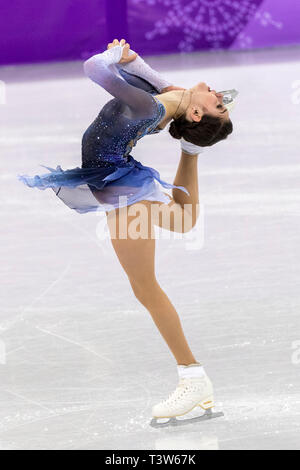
[107,39,137,64]
[108,39,129,49]
[107,39,126,49]
[123,44,136,61]
[113,39,126,46]
[127,53,138,62]
[108,39,121,49]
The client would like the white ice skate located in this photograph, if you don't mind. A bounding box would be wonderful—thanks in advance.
[150,374,224,428]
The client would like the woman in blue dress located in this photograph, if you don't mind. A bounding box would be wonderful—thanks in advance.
[20,39,234,423]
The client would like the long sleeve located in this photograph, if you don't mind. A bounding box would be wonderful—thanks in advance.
[118,69,160,95]
[116,50,172,94]
[84,46,156,117]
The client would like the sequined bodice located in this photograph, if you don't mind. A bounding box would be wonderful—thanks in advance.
[82,93,166,169]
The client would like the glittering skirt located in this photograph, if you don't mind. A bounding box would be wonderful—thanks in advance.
[19,154,189,214]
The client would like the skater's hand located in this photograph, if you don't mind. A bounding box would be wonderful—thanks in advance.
[107,39,138,64]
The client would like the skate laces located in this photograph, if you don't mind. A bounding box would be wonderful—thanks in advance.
[162,379,197,405]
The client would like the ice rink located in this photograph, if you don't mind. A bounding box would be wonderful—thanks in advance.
[0,46,300,450]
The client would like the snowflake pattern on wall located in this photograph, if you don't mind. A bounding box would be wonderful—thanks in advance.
[131,0,274,51]
[236,9,283,49]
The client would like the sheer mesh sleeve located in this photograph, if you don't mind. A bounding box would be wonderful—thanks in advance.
[117,50,172,93]
[83,46,157,118]
[118,69,160,95]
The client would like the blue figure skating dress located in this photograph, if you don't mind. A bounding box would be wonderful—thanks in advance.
[19,45,188,213]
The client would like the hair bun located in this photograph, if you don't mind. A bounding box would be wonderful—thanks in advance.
[169,121,182,140]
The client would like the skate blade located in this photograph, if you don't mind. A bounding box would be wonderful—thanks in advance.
[150,409,224,428]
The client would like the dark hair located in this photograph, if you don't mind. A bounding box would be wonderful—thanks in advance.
[169,114,233,147]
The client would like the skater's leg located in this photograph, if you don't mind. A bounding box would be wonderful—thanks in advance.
[106,204,197,365]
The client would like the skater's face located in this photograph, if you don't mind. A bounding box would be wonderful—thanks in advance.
[186,82,229,123]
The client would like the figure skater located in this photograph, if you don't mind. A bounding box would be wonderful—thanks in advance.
[19,39,234,425]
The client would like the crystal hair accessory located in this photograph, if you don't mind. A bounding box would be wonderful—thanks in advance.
[218,89,239,112]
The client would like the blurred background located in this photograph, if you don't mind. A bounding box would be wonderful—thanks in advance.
[1,0,300,65]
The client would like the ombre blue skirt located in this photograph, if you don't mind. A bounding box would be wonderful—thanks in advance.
[19,154,189,214]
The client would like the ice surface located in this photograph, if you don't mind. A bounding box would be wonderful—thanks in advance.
[0,46,300,450]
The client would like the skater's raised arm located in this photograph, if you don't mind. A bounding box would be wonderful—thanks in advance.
[116,48,173,94]
[83,45,157,117]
